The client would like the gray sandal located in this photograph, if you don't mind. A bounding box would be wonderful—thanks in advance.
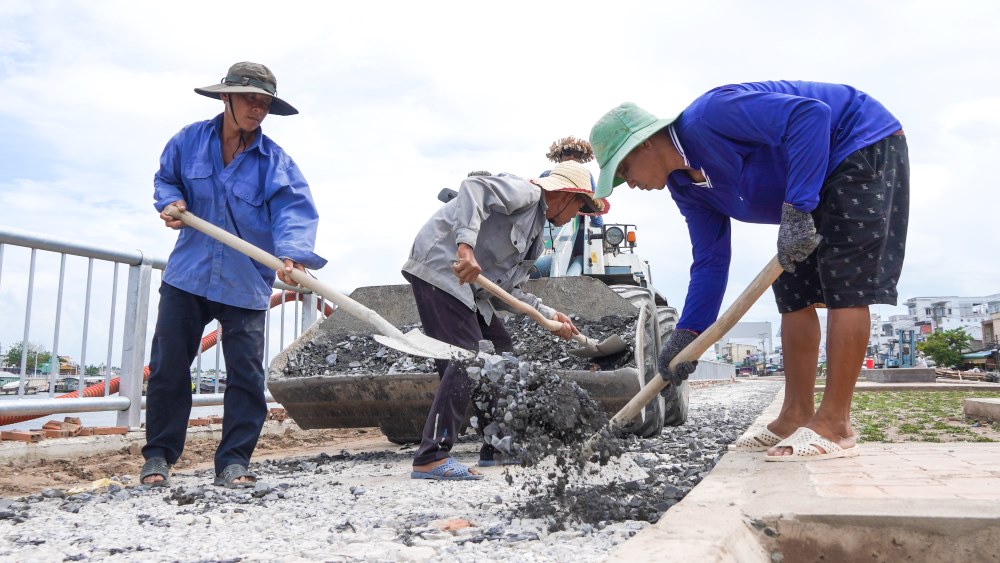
[139,457,171,487]
[214,464,257,488]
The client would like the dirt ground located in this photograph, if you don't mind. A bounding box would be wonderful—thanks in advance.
[0,427,391,498]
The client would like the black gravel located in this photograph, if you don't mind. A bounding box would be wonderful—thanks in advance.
[280,314,639,379]
[280,322,438,378]
[505,314,639,371]
[273,308,780,533]
[515,381,781,530]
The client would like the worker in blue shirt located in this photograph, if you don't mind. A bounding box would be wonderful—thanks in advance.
[590,81,908,461]
[141,62,326,488]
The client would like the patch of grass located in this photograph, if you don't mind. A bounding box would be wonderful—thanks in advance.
[842,390,1000,444]
[859,426,888,442]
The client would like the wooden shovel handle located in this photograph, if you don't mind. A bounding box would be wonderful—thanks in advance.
[606,256,785,433]
[473,274,594,347]
[162,205,407,341]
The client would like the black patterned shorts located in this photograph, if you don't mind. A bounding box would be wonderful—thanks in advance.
[773,132,909,313]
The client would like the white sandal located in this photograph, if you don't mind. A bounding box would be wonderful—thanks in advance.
[729,427,784,452]
[764,427,860,462]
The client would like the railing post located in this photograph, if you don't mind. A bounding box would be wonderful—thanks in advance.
[117,264,152,429]
[301,292,316,333]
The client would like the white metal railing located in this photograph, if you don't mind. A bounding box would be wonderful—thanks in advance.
[0,225,325,430]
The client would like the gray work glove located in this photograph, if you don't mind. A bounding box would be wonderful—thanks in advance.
[777,203,822,273]
[658,329,699,388]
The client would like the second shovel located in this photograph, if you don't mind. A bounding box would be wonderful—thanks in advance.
[473,275,627,358]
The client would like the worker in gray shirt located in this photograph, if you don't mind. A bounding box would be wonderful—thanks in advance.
[404,160,610,480]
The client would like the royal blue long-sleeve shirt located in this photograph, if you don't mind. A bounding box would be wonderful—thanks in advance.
[668,81,901,332]
[153,114,327,310]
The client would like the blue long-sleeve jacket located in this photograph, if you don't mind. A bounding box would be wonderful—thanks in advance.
[668,81,901,331]
[153,114,326,310]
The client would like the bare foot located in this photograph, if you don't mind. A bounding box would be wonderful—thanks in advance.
[765,417,810,441]
[141,474,165,485]
[412,458,482,476]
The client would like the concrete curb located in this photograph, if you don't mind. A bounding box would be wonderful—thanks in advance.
[819,381,1000,392]
[964,397,1000,421]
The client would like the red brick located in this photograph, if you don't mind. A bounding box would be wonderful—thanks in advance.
[92,426,128,435]
[1,431,43,443]
[43,420,81,435]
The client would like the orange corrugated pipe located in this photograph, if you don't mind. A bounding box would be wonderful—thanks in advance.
[0,291,333,427]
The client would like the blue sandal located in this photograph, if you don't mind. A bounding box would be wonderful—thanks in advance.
[411,457,484,481]
[213,464,257,488]
[139,457,171,487]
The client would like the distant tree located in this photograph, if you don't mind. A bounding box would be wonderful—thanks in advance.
[85,365,101,376]
[917,328,972,368]
[3,341,52,373]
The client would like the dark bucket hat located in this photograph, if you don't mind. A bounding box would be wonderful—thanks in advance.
[194,61,298,116]
[589,103,677,198]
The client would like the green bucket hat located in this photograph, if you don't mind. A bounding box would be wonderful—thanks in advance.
[194,61,298,116]
[588,103,677,198]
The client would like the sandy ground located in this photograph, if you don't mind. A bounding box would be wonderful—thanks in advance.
[0,426,392,498]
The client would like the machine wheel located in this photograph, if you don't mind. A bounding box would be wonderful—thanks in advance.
[385,435,419,446]
[656,306,679,344]
[608,285,665,438]
[655,305,688,427]
[660,380,689,427]
[379,419,426,445]
[379,425,420,446]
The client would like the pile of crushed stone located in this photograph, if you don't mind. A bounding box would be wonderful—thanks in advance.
[468,344,624,468]
[280,314,637,379]
[505,314,638,371]
[279,322,438,378]
[467,341,633,530]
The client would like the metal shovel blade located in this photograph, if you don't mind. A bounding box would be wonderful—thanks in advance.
[568,334,628,358]
[373,329,475,361]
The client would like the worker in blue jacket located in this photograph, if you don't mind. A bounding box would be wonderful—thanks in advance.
[143,62,326,488]
[590,81,908,461]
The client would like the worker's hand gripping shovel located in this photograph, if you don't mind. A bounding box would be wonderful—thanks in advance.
[473,275,627,358]
[582,257,785,457]
[163,205,473,361]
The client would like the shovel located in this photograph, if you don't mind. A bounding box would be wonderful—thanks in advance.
[583,256,785,456]
[162,205,474,362]
[473,274,628,358]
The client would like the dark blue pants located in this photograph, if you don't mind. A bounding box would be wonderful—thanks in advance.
[142,283,267,476]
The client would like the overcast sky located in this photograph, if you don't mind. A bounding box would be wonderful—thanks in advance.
[2,1,999,366]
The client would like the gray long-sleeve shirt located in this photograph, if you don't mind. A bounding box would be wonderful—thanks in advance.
[402,173,556,324]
